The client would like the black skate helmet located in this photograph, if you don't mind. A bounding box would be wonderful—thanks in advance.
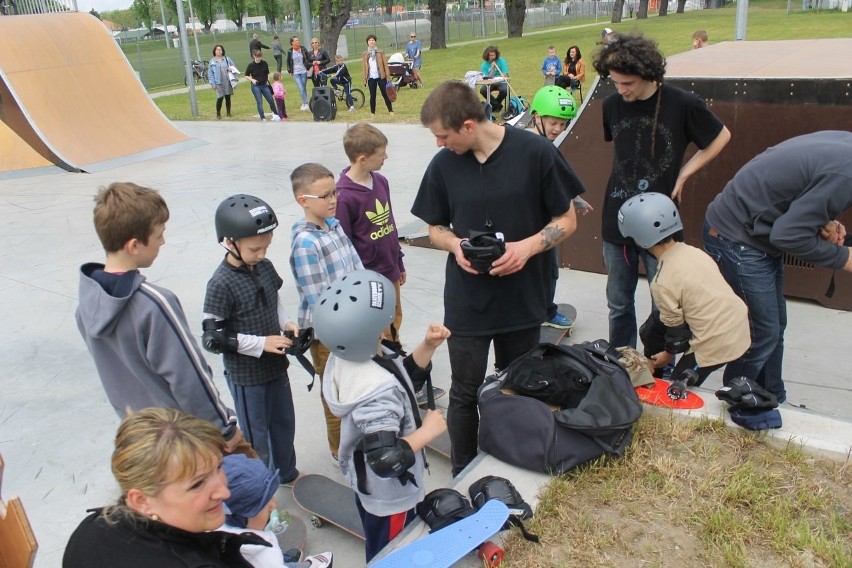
[215,194,278,244]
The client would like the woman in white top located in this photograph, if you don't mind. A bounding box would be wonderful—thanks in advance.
[361,34,393,116]
[286,36,311,110]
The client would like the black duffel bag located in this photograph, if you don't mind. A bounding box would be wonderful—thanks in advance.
[478,340,643,475]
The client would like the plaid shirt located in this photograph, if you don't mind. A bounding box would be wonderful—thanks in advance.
[204,257,288,385]
[289,217,364,328]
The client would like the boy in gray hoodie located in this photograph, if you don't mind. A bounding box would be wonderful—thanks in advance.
[312,269,448,562]
[76,182,241,450]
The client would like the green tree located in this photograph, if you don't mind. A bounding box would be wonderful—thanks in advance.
[428,0,448,49]
[193,0,215,30]
[133,0,156,29]
[317,0,353,61]
[612,0,624,22]
[506,0,526,38]
[102,8,138,30]
[260,0,280,27]
[223,0,248,29]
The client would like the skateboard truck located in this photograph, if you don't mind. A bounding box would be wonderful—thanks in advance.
[667,368,699,400]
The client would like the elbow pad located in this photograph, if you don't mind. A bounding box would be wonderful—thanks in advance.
[638,313,666,358]
[360,431,415,479]
[664,322,692,354]
[201,318,238,354]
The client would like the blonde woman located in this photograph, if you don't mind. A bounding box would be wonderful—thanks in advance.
[63,408,260,567]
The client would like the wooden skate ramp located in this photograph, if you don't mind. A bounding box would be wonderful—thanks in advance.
[0,13,202,177]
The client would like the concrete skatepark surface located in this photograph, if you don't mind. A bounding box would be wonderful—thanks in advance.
[1,121,850,568]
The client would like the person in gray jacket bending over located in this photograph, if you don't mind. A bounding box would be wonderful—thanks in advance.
[703,130,852,404]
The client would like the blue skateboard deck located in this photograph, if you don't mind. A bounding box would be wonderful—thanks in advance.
[372,500,509,568]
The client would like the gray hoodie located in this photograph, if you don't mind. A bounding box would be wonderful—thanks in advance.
[76,263,236,439]
[322,347,427,516]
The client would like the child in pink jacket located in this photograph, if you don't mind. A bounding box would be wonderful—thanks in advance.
[272,72,288,120]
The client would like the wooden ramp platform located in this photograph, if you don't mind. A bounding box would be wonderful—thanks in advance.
[0,13,203,178]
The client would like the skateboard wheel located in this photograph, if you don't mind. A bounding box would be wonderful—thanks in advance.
[478,541,504,567]
[310,515,323,529]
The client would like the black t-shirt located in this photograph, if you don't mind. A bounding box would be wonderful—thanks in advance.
[245,60,271,85]
[411,127,585,336]
[601,84,724,244]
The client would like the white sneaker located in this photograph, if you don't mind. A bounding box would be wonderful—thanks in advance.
[271,115,281,122]
[300,104,309,111]
[348,106,355,111]
[303,552,333,568]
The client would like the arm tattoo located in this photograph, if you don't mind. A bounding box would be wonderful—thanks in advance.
[540,226,566,251]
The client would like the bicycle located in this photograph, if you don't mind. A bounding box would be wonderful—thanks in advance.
[184,59,209,86]
[311,72,365,110]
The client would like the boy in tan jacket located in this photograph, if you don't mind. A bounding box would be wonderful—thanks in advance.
[618,192,750,389]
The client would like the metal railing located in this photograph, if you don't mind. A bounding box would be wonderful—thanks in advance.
[1,0,76,15]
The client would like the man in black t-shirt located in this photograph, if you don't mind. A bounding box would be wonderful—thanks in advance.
[592,33,730,350]
[412,81,586,475]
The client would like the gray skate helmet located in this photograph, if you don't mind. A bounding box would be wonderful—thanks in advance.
[618,192,682,249]
[313,269,396,362]
[215,194,278,243]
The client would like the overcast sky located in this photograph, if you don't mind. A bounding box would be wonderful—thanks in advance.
[80,0,139,14]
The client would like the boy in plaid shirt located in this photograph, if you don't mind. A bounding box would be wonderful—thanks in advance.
[289,163,364,462]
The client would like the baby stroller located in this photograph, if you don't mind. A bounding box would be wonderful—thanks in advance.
[388,53,419,90]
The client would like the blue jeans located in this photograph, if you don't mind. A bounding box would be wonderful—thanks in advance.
[602,241,659,349]
[702,223,787,401]
[446,327,539,475]
[250,83,276,120]
[292,72,308,104]
[227,372,299,483]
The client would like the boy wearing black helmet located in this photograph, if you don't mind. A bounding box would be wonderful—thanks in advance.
[202,194,301,485]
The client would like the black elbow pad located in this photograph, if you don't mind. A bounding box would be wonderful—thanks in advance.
[201,318,238,354]
[360,431,415,479]
[664,322,692,354]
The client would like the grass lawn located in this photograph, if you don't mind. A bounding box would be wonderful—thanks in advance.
[151,2,850,123]
[501,412,851,567]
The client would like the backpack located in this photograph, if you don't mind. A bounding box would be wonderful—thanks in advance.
[501,95,529,120]
[477,340,643,475]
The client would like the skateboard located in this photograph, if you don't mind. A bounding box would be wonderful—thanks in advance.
[372,500,509,568]
[416,385,446,409]
[418,407,452,459]
[635,378,705,410]
[540,303,577,344]
[274,514,307,560]
[291,474,365,540]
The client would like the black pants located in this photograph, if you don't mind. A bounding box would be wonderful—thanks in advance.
[215,95,231,116]
[479,83,507,111]
[367,77,393,113]
[446,326,539,475]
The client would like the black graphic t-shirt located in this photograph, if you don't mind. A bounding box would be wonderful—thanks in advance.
[601,84,723,244]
